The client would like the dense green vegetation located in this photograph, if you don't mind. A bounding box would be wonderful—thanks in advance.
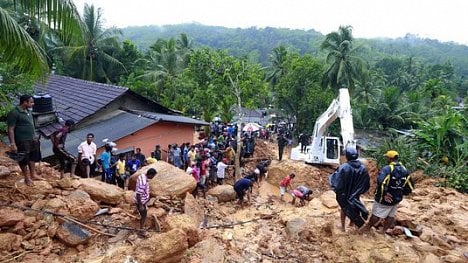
[121,24,468,78]
[0,2,466,191]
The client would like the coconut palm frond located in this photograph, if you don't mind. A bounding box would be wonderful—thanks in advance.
[0,7,48,77]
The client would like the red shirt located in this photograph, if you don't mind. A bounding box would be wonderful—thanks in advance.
[280,176,292,187]
[200,159,209,176]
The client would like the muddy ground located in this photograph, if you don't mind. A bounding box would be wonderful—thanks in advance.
[0,140,466,263]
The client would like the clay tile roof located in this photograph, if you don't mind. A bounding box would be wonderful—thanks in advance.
[34,75,128,124]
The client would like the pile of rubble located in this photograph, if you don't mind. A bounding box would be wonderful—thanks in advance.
[0,140,467,263]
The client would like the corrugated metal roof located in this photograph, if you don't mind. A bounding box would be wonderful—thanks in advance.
[41,110,158,158]
[34,75,128,125]
[129,110,209,126]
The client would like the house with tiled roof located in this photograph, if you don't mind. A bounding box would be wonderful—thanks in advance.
[35,75,208,162]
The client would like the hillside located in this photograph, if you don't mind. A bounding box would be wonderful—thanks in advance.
[122,23,324,64]
[121,23,468,77]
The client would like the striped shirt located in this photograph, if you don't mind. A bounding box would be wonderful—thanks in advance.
[134,174,150,204]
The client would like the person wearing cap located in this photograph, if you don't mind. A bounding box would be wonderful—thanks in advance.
[329,147,370,232]
[135,168,157,237]
[360,150,414,234]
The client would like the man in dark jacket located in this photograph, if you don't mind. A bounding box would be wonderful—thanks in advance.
[330,147,370,231]
[299,133,309,153]
[277,134,288,161]
[360,150,414,234]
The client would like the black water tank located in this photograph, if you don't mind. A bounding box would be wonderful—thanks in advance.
[33,94,54,113]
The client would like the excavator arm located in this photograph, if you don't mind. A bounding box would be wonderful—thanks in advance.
[290,88,355,165]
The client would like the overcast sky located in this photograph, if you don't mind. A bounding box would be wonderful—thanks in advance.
[73,0,468,45]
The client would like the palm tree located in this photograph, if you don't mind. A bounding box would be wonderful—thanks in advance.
[371,86,413,129]
[138,38,183,100]
[176,33,193,67]
[354,69,384,104]
[266,45,288,87]
[61,4,124,83]
[321,25,362,91]
[0,0,82,77]
[145,38,180,78]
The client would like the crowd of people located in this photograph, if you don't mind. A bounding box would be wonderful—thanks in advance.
[6,94,414,237]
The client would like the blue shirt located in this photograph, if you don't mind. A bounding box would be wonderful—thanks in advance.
[234,178,252,192]
[100,151,111,169]
[127,159,141,171]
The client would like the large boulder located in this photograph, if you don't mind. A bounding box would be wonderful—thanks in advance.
[128,162,196,198]
[79,178,124,205]
[0,208,25,227]
[102,228,188,263]
[55,221,92,247]
[0,233,22,252]
[62,190,100,220]
[320,191,339,209]
[165,214,200,247]
[184,193,204,226]
[138,228,189,263]
[207,185,236,202]
[183,237,225,263]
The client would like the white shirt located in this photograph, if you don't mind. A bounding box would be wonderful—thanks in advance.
[77,141,97,164]
[216,162,228,178]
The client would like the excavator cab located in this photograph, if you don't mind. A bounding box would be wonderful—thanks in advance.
[290,88,354,166]
[303,136,341,165]
[325,137,340,160]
